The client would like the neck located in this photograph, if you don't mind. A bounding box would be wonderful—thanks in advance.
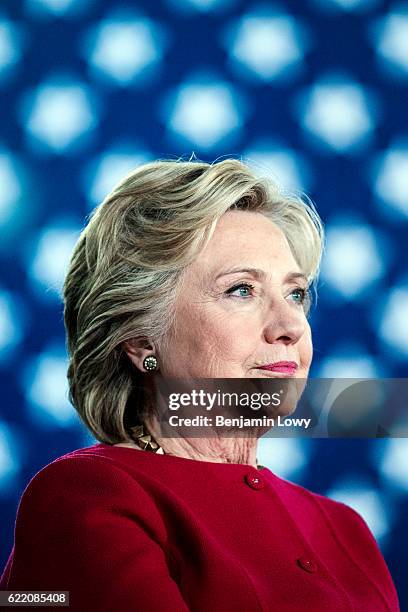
[148,416,259,467]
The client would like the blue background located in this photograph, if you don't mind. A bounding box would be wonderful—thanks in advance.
[0,0,407,607]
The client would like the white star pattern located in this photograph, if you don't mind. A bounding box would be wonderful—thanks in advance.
[167,80,244,148]
[29,226,81,298]
[297,79,375,152]
[321,223,384,298]
[374,143,408,217]
[229,14,306,80]
[87,17,166,85]
[379,285,408,356]
[23,80,98,152]
[374,12,408,76]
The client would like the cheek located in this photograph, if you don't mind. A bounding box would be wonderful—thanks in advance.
[299,324,313,367]
[200,312,254,359]
[164,304,255,374]
[192,308,252,361]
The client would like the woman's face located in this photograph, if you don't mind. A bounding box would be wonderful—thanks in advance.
[158,210,313,379]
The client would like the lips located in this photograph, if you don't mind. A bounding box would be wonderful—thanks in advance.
[257,361,298,374]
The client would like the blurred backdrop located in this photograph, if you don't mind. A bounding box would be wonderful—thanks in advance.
[0,0,407,606]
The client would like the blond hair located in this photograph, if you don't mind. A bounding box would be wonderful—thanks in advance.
[63,158,324,443]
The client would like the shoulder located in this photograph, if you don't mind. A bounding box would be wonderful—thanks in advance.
[269,472,398,600]
[312,491,396,591]
[309,488,399,607]
[16,447,167,543]
[21,448,143,500]
[305,484,382,551]
[264,470,386,564]
[268,469,372,528]
[20,443,156,494]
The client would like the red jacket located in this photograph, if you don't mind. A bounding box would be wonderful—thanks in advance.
[0,443,399,611]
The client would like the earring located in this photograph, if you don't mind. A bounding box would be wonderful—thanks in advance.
[129,424,164,454]
[143,355,158,372]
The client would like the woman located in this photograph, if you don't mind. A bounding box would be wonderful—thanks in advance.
[0,159,399,610]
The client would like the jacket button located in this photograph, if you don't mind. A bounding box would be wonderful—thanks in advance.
[244,472,264,490]
[296,557,317,573]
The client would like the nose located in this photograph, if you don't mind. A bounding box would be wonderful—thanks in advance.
[263,297,307,346]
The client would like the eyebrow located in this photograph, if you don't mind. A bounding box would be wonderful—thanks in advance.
[214,267,309,284]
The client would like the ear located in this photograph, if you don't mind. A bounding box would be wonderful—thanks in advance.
[122,338,157,373]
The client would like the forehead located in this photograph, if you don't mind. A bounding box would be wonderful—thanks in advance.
[194,210,299,274]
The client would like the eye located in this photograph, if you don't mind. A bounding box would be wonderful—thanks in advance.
[225,282,254,298]
[290,288,306,303]
[290,287,312,311]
